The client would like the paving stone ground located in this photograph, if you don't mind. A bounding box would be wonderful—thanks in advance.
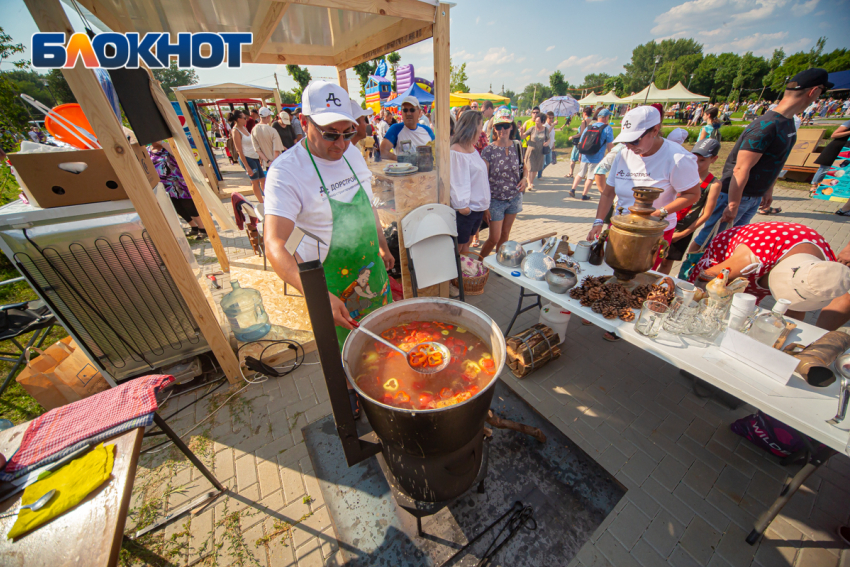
[123,150,850,566]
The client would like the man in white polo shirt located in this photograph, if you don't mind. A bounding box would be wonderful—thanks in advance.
[379,95,435,161]
[264,81,395,360]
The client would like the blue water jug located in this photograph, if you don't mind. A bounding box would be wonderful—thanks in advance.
[220,280,271,342]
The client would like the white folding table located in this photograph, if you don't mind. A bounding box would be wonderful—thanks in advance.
[484,241,850,543]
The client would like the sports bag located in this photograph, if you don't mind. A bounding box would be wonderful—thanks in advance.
[730,411,826,460]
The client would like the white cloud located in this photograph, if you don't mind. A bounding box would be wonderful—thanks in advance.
[537,69,549,77]
[651,0,791,37]
[487,21,495,25]
[546,46,556,52]
[557,54,618,72]
[475,16,480,24]
[792,0,819,15]
[705,31,811,55]
[451,50,475,61]
[466,47,520,77]
[516,57,527,63]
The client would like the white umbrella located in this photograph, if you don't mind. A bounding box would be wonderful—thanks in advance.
[539,95,580,117]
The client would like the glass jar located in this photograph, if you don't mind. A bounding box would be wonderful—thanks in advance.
[220,280,271,342]
[662,296,699,335]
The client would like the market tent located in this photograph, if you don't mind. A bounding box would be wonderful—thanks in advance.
[173,83,278,101]
[577,92,599,105]
[622,84,671,103]
[594,90,629,105]
[384,83,434,106]
[450,92,511,106]
[829,70,850,91]
[662,82,710,102]
[539,95,580,117]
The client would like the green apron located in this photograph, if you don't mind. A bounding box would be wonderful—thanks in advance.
[304,141,392,348]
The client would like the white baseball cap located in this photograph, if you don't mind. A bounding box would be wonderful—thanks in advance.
[350,100,375,120]
[613,106,661,144]
[301,80,357,127]
[258,107,273,117]
[667,127,688,145]
[768,253,850,312]
[400,95,421,109]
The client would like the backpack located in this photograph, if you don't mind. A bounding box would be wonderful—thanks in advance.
[577,123,607,155]
[708,122,722,142]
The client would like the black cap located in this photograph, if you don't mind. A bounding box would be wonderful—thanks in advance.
[786,68,834,91]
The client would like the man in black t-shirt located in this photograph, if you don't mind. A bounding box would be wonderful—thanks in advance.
[693,68,832,248]
[272,111,296,150]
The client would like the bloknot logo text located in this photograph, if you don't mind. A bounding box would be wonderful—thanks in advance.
[32,32,253,69]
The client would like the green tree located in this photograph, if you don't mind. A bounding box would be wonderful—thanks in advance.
[279,89,299,105]
[518,83,552,110]
[623,38,702,92]
[353,60,378,99]
[3,70,53,106]
[386,51,401,91]
[450,59,470,93]
[819,48,850,72]
[45,69,75,104]
[604,74,627,97]
[286,64,312,101]
[153,61,198,100]
[549,71,568,96]
[580,73,611,92]
[503,89,517,105]
[0,28,29,149]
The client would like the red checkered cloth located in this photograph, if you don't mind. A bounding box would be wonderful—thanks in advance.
[3,374,173,476]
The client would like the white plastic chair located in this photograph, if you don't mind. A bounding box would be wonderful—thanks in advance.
[401,203,465,301]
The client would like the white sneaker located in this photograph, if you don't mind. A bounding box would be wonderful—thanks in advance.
[450,284,460,298]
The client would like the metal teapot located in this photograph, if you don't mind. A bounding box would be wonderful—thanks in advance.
[605,187,670,281]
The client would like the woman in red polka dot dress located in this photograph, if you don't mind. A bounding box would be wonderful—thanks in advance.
[687,221,850,318]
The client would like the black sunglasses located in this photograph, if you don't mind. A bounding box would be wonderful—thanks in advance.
[401,107,418,113]
[309,119,356,141]
[494,123,512,131]
[625,129,651,147]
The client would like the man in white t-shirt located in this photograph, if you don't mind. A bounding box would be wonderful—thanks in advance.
[250,107,284,168]
[379,96,435,161]
[264,81,395,352]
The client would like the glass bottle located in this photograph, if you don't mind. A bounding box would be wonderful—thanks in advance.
[746,299,791,347]
[589,234,606,266]
[220,280,271,342]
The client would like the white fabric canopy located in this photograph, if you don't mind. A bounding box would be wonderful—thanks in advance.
[594,90,629,105]
[577,92,599,105]
[622,84,670,103]
[662,82,710,102]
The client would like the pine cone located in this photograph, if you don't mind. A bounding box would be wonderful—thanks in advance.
[647,290,672,305]
[580,296,594,307]
[629,296,644,309]
[591,301,605,313]
[587,286,606,301]
[619,308,636,322]
[569,287,585,299]
[602,304,618,319]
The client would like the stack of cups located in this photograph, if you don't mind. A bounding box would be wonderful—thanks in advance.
[728,293,757,332]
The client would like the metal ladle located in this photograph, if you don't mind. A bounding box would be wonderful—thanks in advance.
[0,488,56,518]
[352,322,451,374]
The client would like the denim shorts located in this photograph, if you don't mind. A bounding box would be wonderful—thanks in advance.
[489,193,523,222]
[240,156,265,180]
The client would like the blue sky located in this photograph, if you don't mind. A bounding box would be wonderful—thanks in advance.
[1,0,848,103]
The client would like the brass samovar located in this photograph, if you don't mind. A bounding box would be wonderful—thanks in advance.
[604,187,670,281]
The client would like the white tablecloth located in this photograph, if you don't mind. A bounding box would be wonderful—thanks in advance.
[484,242,850,455]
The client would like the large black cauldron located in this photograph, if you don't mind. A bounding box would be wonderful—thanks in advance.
[342,298,506,502]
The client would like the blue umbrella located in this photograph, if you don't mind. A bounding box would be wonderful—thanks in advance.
[539,95,580,118]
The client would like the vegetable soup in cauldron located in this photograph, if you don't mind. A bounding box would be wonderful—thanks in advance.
[354,321,496,410]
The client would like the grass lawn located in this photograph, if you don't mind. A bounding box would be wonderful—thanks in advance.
[0,160,67,425]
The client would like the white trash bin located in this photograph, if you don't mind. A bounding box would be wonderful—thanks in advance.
[539,303,571,344]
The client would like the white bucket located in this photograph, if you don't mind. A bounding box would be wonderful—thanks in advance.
[539,303,572,344]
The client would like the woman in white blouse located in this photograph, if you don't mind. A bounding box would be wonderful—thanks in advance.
[451,111,491,255]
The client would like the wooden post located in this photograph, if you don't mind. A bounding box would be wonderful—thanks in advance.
[336,67,349,93]
[432,4,451,298]
[174,89,221,194]
[433,4,450,207]
[273,89,283,114]
[168,138,230,272]
[26,0,242,384]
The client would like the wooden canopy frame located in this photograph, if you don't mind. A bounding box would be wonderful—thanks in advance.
[27,0,451,384]
[173,83,283,194]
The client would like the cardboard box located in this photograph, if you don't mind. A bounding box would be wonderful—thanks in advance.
[785,129,825,167]
[804,152,822,168]
[9,144,159,209]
